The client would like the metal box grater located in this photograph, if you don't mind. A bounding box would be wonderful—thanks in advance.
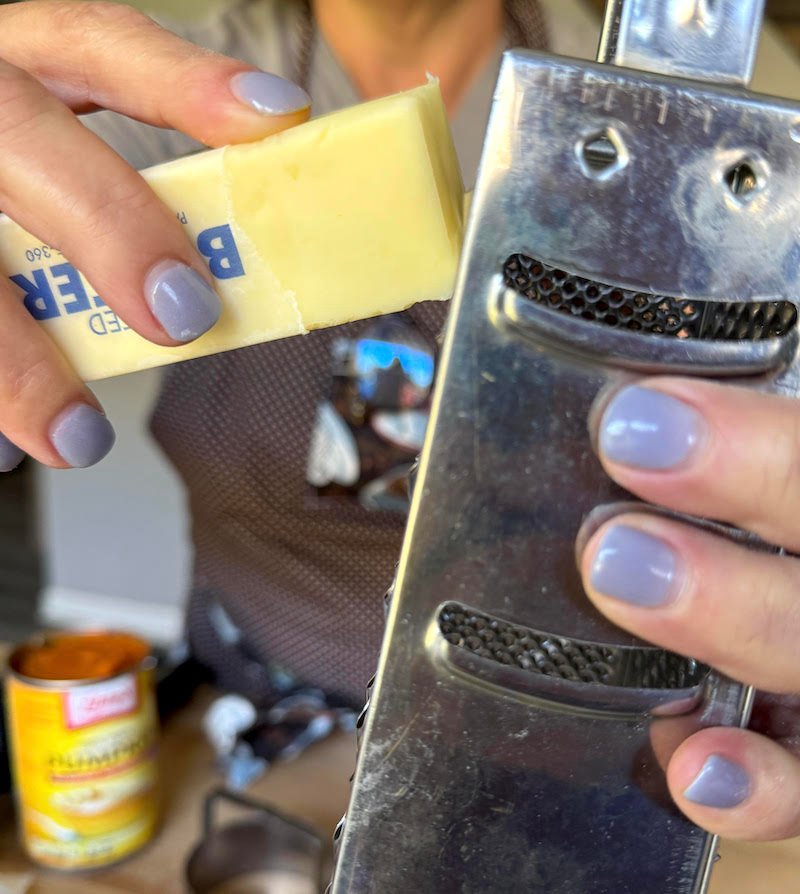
[330,1,800,891]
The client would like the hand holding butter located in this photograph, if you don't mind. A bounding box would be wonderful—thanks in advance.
[0,2,462,471]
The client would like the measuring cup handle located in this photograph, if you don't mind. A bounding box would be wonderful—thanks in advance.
[202,788,275,836]
[202,788,324,844]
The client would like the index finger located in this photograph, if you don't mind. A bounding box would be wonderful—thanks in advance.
[591,378,800,552]
[0,1,311,146]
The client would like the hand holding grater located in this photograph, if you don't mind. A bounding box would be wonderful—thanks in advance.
[331,1,800,891]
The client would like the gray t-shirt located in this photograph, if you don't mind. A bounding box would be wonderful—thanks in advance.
[85,0,595,704]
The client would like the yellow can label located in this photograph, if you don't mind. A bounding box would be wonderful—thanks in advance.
[6,667,159,869]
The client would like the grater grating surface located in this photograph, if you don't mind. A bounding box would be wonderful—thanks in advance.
[439,603,707,689]
[503,254,798,341]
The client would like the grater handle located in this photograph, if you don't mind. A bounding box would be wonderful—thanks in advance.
[598,0,765,86]
[597,0,625,65]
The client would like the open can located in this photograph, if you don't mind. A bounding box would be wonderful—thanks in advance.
[5,630,160,870]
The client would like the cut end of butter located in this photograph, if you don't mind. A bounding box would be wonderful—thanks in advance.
[0,81,465,383]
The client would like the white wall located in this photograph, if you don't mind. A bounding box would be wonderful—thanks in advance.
[37,370,189,644]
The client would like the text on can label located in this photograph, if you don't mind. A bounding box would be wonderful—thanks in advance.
[64,675,138,729]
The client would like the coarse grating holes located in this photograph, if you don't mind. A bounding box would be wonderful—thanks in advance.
[503,254,797,341]
[438,603,707,690]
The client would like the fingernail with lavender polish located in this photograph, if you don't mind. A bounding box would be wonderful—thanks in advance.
[684,755,751,809]
[145,261,221,343]
[231,71,311,115]
[600,386,705,470]
[0,433,25,472]
[590,525,679,607]
[50,404,115,469]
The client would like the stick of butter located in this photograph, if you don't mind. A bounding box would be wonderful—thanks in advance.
[0,82,464,383]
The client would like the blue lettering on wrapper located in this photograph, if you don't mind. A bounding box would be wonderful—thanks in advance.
[197,224,245,280]
[51,263,91,315]
[89,309,130,335]
[11,269,59,320]
[13,222,245,323]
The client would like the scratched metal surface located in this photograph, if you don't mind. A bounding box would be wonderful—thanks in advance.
[495,55,800,309]
[330,51,800,893]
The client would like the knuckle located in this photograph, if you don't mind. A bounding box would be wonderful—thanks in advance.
[2,356,53,407]
[0,60,37,115]
[72,175,159,245]
[54,1,153,37]
[733,560,800,687]
[0,66,57,153]
[737,398,800,541]
[773,408,800,506]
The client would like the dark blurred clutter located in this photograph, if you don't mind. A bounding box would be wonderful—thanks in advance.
[203,690,356,790]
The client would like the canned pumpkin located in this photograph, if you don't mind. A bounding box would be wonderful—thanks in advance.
[5,631,160,869]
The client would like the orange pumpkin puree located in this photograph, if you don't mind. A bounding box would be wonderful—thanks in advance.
[15,633,149,681]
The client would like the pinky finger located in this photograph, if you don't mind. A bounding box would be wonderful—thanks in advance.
[0,281,115,469]
[0,432,24,472]
[668,727,800,842]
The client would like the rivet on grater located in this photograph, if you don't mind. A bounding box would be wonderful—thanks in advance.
[724,159,763,201]
[577,126,629,181]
